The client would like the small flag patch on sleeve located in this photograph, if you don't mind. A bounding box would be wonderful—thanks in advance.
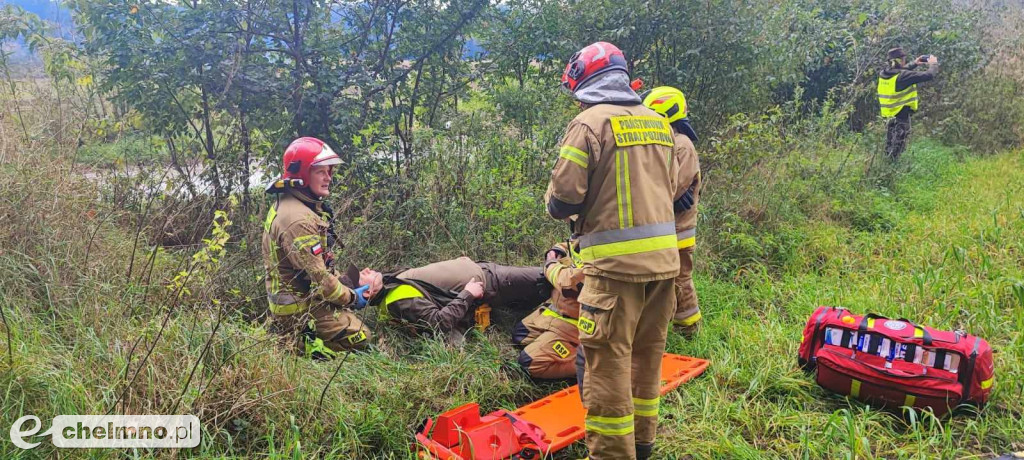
[311,243,323,256]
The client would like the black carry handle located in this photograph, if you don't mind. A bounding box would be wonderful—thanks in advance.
[897,317,934,345]
[857,313,933,345]
[856,313,885,333]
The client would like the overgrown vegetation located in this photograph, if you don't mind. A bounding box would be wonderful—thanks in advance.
[1,0,1023,458]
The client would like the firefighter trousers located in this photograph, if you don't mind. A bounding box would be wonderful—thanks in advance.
[273,304,370,358]
[513,307,579,379]
[673,246,701,327]
[576,275,675,460]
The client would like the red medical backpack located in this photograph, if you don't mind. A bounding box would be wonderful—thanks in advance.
[798,306,994,417]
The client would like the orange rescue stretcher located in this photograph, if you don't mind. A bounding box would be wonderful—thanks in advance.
[414,353,709,460]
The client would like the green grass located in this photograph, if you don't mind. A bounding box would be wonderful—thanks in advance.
[1,142,1022,459]
[655,145,1024,459]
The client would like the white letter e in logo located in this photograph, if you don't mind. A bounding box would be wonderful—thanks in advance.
[10,415,46,449]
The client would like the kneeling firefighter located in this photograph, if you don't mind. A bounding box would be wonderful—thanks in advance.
[262,137,376,359]
[642,86,703,335]
[365,258,550,343]
[513,239,586,379]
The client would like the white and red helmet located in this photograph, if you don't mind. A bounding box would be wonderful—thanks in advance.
[560,42,629,93]
[281,137,341,183]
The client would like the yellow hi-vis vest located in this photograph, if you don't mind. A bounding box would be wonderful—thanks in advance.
[877,74,918,118]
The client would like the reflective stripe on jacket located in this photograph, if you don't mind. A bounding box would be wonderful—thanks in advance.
[878,74,919,118]
[546,104,680,282]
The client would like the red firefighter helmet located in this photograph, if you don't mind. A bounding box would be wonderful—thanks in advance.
[560,42,629,93]
[281,137,341,183]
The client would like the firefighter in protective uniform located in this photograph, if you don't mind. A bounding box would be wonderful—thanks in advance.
[642,86,702,335]
[262,137,375,359]
[513,239,586,379]
[878,47,939,160]
[547,42,680,460]
[365,257,549,343]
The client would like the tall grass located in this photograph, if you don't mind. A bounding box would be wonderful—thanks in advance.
[1,75,1022,458]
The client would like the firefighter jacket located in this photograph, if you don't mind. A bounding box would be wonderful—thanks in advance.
[672,131,701,250]
[546,103,680,282]
[262,189,354,315]
[543,240,585,319]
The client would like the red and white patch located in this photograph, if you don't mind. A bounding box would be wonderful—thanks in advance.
[311,243,324,256]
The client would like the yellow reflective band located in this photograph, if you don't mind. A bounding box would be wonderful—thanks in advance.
[674,311,702,327]
[867,318,876,329]
[586,414,635,436]
[542,308,579,326]
[623,151,633,227]
[382,284,424,309]
[616,150,626,229]
[545,263,563,286]
[904,394,916,407]
[264,205,278,232]
[880,97,919,108]
[609,116,674,147]
[268,241,281,294]
[850,379,861,398]
[579,234,678,262]
[677,236,695,249]
[559,145,589,168]
[633,397,659,417]
[379,284,425,321]
[322,282,345,302]
[269,299,309,315]
[586,413,633,424]
[877,86,917,100]
[913,328,924,339]
[980,377,994,389]
[568,243,584,268]
[293,234,321,251]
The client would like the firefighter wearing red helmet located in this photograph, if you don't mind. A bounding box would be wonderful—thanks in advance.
[262,137,375,359]
[546,42,680,460]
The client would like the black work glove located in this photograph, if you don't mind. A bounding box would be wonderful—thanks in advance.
[674,187,696,213]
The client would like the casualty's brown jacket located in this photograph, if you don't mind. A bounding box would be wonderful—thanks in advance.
[374,257,486,336]
[262,190,354,315]
[546,103,680,282]
[672,132,701,248]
